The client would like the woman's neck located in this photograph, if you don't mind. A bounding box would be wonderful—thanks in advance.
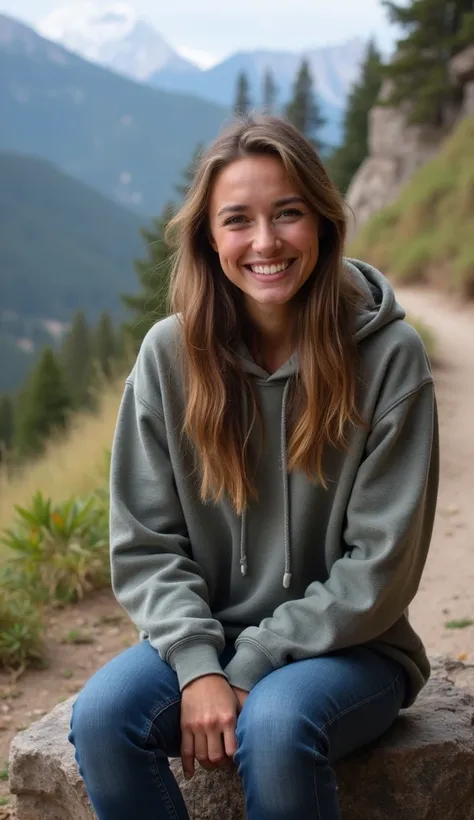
[244,309,294,374]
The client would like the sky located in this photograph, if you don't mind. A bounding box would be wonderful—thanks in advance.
[0,0,398,67]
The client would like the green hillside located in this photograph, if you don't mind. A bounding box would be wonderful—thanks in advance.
[0,151,143,319]
[0,14,227,215]
[349,117,474,296]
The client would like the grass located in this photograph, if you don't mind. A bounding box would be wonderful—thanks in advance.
[0,381,122,555]
[445,618,474,630]
[349,116,474,297]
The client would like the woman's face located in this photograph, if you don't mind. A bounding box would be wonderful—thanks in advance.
[208,154,320,327]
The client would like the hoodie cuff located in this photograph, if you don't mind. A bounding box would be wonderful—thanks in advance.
[223,641,277,691]
[167,641,227,691]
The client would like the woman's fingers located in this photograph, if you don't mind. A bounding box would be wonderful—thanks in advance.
[180,728,195,781]
[223,724,238,759]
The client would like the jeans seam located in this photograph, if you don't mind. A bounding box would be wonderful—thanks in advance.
[319,669,403,734]
[150,750,182,820]
[143,695,182,747]
[144,697,184,820]
[310,669,403,819]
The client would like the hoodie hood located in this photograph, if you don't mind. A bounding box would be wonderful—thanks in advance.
[345,258,405,341]
[234,259,406,588]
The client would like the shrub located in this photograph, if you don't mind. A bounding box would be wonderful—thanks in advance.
[0,589,44,670]
[0,489,110,606]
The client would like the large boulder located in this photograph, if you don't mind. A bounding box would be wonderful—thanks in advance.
[346,44,474,237]
[8,656,474,820]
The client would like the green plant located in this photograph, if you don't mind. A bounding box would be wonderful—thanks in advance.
[0,589,44,670]
[0,489,110,606]
[0,763,8,781]
[445,618,474,630]
[62,629,94,645]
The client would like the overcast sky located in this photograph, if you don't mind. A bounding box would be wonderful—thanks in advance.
[1,0,398,65]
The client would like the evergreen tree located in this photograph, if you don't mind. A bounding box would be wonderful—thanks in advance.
[285,59,326,150]
[262,68,278,113]
[15,348,71,457]
[0,394,14,458]
[61,311,93,409]
[383,0,473,125]
[121,202,175,349]
[326,41,384,194]
[175,144,204,200]
[234,71,252,116]
[93,311,116,381]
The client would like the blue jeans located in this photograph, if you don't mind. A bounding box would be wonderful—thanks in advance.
[69,640,406,820]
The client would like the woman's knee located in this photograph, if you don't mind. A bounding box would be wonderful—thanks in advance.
[236,682,320,761]
[69,641,181,759]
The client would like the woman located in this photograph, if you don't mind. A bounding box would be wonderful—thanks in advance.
[69,115,439,820]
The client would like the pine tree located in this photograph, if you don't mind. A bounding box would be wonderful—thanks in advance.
[326,41,384,194]
[61,311,93,409]
[285,59,326,151]
[383,0,473,125]
[175,144,203,200]
[15,348,71,457]
[262,68,278,113]
[234,71,252,116]
[93,311,116,381]
[121,202,175,349]
[0,394,14,458]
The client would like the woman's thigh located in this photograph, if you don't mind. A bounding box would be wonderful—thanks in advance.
[70,639,183,759]
[238,645,406,763]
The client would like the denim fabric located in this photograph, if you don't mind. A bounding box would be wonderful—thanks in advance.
[69,640,406,820]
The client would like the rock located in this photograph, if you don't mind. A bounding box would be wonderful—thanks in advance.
[346,45,474,237]
[9,657,474,820]
[346,80,442,238]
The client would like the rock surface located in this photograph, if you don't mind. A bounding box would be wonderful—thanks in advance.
[346,44,474,237]
[9,657,474,820]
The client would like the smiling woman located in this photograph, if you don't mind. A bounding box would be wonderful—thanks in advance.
[69,115,439,820]
[208,156,320,362]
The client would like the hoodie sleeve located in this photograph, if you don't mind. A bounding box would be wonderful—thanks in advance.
[109,380,227,691]
[223,380,439,692]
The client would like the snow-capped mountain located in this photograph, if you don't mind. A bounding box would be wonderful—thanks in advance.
[36,2,367,145]
[38,2,198,80]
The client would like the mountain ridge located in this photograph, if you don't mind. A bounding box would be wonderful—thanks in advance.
[0,13,227,215]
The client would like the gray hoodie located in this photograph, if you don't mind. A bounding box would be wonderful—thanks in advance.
[110,259,439,707]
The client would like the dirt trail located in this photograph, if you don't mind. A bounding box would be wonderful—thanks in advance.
[395,285,474,659]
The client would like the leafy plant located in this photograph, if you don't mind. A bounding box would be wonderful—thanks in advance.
[0,589,44,670]
[0,490,110,606]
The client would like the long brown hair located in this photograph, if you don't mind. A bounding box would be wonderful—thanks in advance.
[167,114,362,513]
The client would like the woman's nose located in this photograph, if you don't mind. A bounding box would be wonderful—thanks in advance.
[251,221,281,256]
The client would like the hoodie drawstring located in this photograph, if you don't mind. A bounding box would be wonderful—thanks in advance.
[281,379,292,588]
[239,378,292,589]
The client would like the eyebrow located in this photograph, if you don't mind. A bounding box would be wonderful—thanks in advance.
[217,196,306,217]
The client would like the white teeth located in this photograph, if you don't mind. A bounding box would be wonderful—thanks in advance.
[250,261,291,275]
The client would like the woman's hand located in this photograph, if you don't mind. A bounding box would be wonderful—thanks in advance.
[232,687,249,710]
[180,675,239,779]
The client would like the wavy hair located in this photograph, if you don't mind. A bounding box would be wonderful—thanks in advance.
[167,115,363,513]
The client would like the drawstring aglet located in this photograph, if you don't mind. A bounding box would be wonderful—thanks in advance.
[240,558,248,576]
[283,572,292,589]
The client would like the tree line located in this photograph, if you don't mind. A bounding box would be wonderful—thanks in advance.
[0,311,121,463]
[1,0,471,466]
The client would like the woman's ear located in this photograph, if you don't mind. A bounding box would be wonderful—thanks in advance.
[209,233,218,252]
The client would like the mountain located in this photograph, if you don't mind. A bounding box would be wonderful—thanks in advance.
[0,14,227,215]
[39,2,199,81]
[0,150,143,322]
[36,3,366,147]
